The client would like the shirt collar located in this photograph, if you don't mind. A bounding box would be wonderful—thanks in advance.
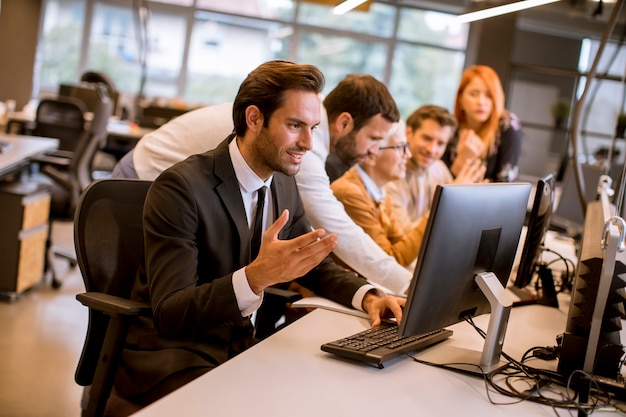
[355,164,385,202]
[229,138,273,192]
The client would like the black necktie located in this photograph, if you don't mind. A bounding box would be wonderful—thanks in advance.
[250,186,266,259]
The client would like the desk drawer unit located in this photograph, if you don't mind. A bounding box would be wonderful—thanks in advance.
[0,182,51,296]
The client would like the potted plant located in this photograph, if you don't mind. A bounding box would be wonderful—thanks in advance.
[550,99,571,129]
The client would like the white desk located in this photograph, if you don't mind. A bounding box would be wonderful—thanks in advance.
[131,303,591,417]
[0,133,59,179]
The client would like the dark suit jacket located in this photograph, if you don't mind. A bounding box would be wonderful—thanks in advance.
[116,135,368,399]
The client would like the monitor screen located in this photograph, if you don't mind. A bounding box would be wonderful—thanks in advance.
[399,182,530,374]
[511,173,557,306]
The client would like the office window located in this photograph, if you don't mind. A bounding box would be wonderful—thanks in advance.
[36,0,467,116]
[196,0,296,20]
[297,2,395,38]
[579,38,626,77]
[389,43,465,118]
[185,11,291,103]
[142,10,187,98]
[87,2,187,98]
[296,31,388,94]
[397,8,468,49]
[577,39,626,159]
[38,0,85,88]
[86,2,140,94]
[152,0,194,6]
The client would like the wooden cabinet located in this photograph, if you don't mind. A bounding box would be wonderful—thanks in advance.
[0,182,50,298]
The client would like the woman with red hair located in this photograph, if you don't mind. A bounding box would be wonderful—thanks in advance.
[444,65,523,182]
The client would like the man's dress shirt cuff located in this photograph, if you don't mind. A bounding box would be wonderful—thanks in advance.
[351,284,384,312]
[233,267,263,317]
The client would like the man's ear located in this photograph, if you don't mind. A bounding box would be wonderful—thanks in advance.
[245,105,263,134]
[334,112,354,135]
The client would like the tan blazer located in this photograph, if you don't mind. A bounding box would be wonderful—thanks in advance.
[331,166,428,268]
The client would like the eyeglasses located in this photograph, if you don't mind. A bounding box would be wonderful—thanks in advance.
[379,142,410,156]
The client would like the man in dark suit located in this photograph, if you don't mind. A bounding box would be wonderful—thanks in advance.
[115,60,405,408]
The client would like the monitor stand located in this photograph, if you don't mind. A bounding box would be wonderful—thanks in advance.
[412,272,512,376]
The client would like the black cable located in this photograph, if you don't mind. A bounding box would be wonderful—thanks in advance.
[416,316,626,413]
[540,246,577,292]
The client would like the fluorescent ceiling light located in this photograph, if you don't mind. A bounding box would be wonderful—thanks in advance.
[456,0,560,23]
[333,0,367,15]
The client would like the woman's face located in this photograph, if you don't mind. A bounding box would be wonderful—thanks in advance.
[374,133,410,184]
[459,76,493,126]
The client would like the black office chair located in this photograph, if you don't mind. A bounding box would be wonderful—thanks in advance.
[31,96,88,154]
[80,71,118,97]
[74,179,152,417]
[72,180,303,416]
[31,87,114,288]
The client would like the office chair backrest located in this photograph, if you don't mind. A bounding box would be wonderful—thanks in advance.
[80,70,118,95]
[75,86,114,191]
[74,178,152,386]
[32,96,88,152]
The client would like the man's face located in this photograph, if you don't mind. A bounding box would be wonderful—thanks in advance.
[407,118,453,170]
[334,114,392,167]
[252,90,320,178]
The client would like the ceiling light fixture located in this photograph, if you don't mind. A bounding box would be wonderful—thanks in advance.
[455,0,561,23]
[333,0,368,15]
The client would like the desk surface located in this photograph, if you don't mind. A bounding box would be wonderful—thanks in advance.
[0,133,59,178]
[132,303,588,417]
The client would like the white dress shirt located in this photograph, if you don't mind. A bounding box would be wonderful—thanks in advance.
[295,104,412,295]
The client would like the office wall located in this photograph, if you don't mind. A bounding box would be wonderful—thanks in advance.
[0,0,42,110]
[465,13,518,89]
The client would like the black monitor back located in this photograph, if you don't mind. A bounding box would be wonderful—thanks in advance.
[59,83,119,116]
[400,183,530,338]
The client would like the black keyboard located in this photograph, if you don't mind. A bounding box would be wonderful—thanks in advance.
[321,324,453,368]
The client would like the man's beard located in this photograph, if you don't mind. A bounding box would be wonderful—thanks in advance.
[333,130,363,167]
[254,127,302,177]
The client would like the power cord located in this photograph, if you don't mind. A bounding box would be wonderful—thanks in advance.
[410,317,626,415]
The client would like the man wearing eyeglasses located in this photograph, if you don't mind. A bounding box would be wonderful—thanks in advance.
[385,105,486,235]
[330,121,429,270]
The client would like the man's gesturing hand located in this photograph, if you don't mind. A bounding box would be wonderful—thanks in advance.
[245,209,338,294]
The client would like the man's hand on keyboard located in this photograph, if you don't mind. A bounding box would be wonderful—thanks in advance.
[362,293,405,327]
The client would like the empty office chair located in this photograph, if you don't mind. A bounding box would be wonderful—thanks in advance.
[31,87,114,288]
[80,71,118,97]
[74,179,152,417]
[31,96,88,154]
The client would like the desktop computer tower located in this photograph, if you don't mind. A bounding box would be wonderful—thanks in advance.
[557,198,626,379]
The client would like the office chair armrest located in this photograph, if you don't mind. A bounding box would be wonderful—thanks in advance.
[49,150,75,159]
[265,287,303,303]
[30,153,72,167]
[40,164,72,189]
[76,292,151,316]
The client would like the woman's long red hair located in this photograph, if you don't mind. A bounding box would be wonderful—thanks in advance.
[454,65,505,157]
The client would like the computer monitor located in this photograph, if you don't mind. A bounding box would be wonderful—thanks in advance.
[510,173,558,307]
[59,83,120,116]
[399,182,531,375]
